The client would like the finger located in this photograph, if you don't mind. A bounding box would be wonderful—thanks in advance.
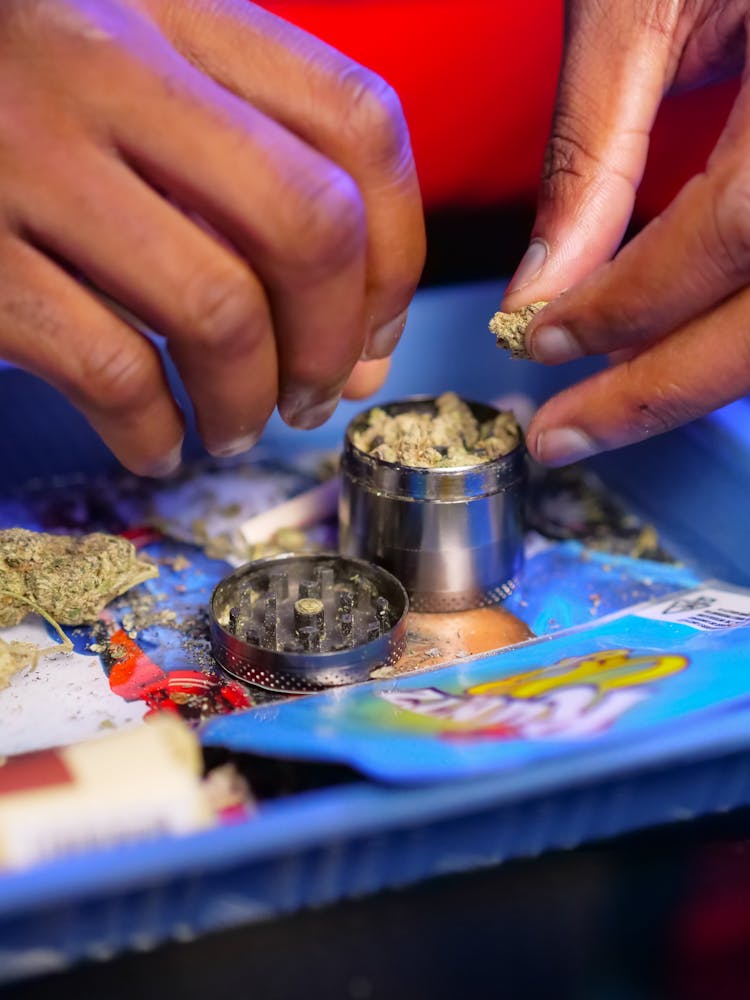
[151,0,425,359]
[0,236,183,476]
[525,282,750,466]
[18,145,277,457]
[503,1,675,310]
[82,21,369,430]
[523,81,750,365]
[342,358,391,400]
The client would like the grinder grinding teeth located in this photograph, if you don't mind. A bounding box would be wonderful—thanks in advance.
[209,393,525,692]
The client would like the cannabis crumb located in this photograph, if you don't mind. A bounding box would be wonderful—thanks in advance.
[351,392,521,468]
[489,301,548,359]
[273,528,308,552]
[200,524,315,563]
[161,554,191,572]
[370,665,395,679]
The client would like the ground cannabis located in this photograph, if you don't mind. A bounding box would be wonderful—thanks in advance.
[352,392,521,468]
[489,301,548,359]
[0,528,158,628]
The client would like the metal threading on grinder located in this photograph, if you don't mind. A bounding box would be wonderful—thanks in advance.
[209,553,408,693]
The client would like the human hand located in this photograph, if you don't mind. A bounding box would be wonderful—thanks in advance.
[502,0,750,466]
[0,0,424,475]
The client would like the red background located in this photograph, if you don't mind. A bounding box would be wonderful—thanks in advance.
[263,0,737,222]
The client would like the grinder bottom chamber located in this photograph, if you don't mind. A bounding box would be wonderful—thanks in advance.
[209,553,409,693]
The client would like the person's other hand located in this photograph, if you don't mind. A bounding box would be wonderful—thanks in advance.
[502,0,750,466]
[0,0,424,474]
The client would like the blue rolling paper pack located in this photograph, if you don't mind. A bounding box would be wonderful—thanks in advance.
[204,580,750,792]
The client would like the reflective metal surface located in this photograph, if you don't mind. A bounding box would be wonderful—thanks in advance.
[339,398,526,612]
[210,553,408,693]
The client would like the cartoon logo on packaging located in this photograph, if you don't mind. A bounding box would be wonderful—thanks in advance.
[379,648,687,741]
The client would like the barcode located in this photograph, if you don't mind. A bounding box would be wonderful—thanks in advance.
[679,608,750,631]
[637,587,750,631]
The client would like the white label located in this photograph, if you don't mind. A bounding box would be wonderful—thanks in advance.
[636,587,750,631]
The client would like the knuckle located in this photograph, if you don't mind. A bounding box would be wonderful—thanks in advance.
[283,341,349,394]
[183,268,266,354]
[540,95,643,206]
[706,170,750,280]
[541,116,594,197]
[586,269,655,345]
[635,0,682,38]
[336,67,410,170]
[12,0,118,48]
[285,353,337,391]
[279,166,365,275]
[0,0,54,35]
[628,400,674,439]
[625,375,691,440]
[576,0,680,40]
[80,342,157,415]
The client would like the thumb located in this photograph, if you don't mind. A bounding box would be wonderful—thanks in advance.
[503,1,676,309]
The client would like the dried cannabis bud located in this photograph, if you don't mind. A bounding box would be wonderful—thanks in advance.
[489,301,548,359]
[0,529,158,627]
[351,392,521,468]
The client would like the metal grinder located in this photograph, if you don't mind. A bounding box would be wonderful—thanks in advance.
[209,553,408,693]
[338,397,526,612]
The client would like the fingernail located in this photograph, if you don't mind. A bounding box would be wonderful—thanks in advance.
[145,441,183,478]
[529,324,583,364]
[536,427,597,466]
[362,309,408,361]
[281,391,342,430]
[506,239,548,298]
[208,432,259,459]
